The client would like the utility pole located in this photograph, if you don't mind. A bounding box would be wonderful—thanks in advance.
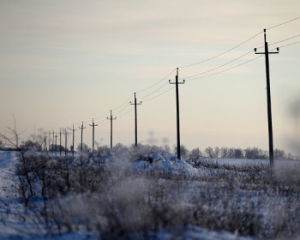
[107,110,117,149]
[44,136,47,152]
[54,133,58,156]
[169,68,185,159]
[52,130,54,154]
[48,131,51,153]
[59,129,62,156]
[79,121,86,151]
[64,129,68,156]
[72,124,75,157]
[130,92,142,147]
[255,29,279,168]
[89,119,98,153]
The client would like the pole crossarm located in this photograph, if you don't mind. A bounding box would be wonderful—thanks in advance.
[254,29,279,168]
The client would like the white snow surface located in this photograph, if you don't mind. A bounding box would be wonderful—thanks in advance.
[132,151,199,176]
[0,150,263,239]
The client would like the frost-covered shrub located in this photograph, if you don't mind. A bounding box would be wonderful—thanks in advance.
[13,147,300,239]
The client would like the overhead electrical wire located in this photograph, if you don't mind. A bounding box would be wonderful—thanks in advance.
[269,33,300,46]
[278,40,300,49]
[117,106,134,119]
[183,49,254,80]
[136,69,175,94]
[179,31,262,69]
[50,16,300,136]
[141,86,174,103]
[187,54,264,81]
[139,81,170,101]
[267,16,300,30]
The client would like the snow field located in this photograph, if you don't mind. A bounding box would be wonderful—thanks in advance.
[0,149,300,239]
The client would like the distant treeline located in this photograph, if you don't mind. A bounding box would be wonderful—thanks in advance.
[186,146,299,161]
[0,138,298,161]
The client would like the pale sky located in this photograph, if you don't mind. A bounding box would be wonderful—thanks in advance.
[0,0,299,153]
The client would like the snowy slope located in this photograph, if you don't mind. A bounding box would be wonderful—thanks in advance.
[132,151,199,176]
[0,150,277,239]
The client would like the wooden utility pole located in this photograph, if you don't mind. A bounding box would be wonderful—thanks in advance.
[255,29,279,167]
[107,110,117,149]
[64,129,68,156]
[89,119,98,153]
[52,130,54,154]
[44,136,47,152]
[79,121,86,151]
[54,133,58,156]
[72,124,75,157]
[169,68,185,159]
[130,92,142,147]
[48,131,51,153]
[59,129,62,156]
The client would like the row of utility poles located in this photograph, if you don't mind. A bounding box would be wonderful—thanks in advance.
[46,125,76,157]
[42,29,278,167]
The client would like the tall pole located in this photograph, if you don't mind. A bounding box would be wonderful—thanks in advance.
[72,124,75,157]
[44,137,47,152]
[79,121,86,151]
[107,110,117,149]
[169,68,185,159]
[64,129,68,156]
[54,133,58,156]
[59,129,62,156]
[255,29,279,167]
[52,130,54,154]
[48,131,51,153]
[130,92,142,147]
[89,119,98,153]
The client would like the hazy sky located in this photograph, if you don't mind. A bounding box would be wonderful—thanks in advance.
[0,0,299,153]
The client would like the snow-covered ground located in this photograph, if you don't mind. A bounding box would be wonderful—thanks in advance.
[0,150,299,239]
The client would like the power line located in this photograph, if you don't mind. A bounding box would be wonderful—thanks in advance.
[117,106,134,119]
[140,81,169,101]
[267,16,300,30]
[178,16,299,70]
[184,49,254,80]
[278,40,300,49]
[269,33,300,46]
[141,86,174,103]
[187,54,263,81]
[41,16,300,145]
[136,69,175,94]
[179,31,262,69]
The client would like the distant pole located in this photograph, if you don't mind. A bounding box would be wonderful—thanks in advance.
[72,124,75,157]
[130,92,142,147]
[169,68,185,159]
[64,129,68,156]
[54,133,58,156]
[79,121,86,151]
[48,131,51,153]
[59,129,62,156]
[89,119,98,153]
[107,110,117,149]
[255,29,279,168]
[44,137,47,152]
[52,130,54,154]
